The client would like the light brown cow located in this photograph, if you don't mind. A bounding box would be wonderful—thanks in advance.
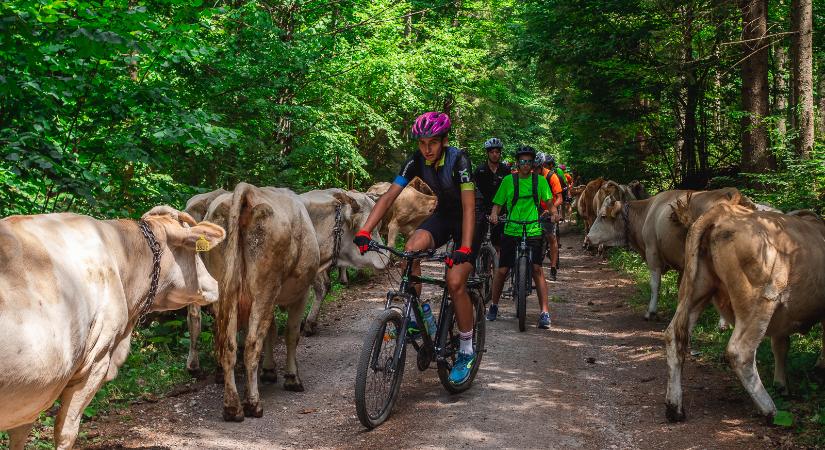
[205,183,320,421]
[585,188,749,319]
[664,203,825,421]
[575,177,605,235]
[366,177,437,247]
[299,188,388,336]
[0,207,225,450]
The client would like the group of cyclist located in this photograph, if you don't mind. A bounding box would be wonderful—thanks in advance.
[353,111,573,387]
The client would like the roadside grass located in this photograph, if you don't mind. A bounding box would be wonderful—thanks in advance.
[608,248,825,446]
[0,269,362,449]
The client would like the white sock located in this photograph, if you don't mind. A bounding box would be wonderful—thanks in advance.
[459,330,474,355]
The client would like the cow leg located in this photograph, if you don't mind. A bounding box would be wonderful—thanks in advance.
[241,303,276,419]
[283,297,308,392]
[186,304,202,377]
[220,312,244,422]
[261,319,278,384]
[54,359,110,449]
[770,335,790,394]
[303,273,329,337]
[387,224,399,250]
[725,308,778,419]
[7,422,33,450]
[816,320,825,375]
[645,267,662,320]
[339,267,349,284]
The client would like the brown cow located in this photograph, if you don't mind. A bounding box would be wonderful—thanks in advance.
[206,183,319,421]
[585,188,749,319]
[664,203,825,421]
[366,177,437,247]
[575,177,605,235]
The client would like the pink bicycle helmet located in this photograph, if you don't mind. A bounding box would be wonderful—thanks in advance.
[560,164,567,171]
[411,111,451,138]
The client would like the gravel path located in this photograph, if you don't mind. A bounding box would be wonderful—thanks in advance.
[82,226,786,449]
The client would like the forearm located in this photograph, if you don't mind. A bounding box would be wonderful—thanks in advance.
[491,204,501,218]
[460,191,475,249]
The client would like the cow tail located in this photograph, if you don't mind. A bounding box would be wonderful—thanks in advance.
[215,182,252,361]
[673,204,723,349]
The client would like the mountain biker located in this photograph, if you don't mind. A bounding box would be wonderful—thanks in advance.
[474,138,511,257]
[559,164,574,220]
[353,111,481,386]
[486,145,558,329]
[543,155,564,281]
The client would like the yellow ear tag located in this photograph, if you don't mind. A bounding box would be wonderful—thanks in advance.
[195,235,210,252]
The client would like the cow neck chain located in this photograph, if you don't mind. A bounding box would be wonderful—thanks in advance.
[331,203,345,267]
[622,202,632,249]
[137,219,163,322]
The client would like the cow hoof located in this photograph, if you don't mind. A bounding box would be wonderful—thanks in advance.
[243,402,263,418]
[283,374,305,392]
[644,312,657,321]
[261,368,278,384]
[665,403,685,422]
[302,322,319,337]
[223,407,244,422]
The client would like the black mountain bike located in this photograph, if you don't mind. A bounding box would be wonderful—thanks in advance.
[474,224,496,304]
[354,242,487,429]
[497,217,548,332]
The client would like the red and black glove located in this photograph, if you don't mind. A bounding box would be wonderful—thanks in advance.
[445,246,472,268]
[353,230,373,255]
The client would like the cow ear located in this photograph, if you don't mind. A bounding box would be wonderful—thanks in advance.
[173,221,227,252]
[608,200,623,218]
[332,192,361,214]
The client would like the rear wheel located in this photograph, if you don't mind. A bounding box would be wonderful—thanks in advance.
[437,290,486,393]
[475,245,495,304]
[354,308,406,429]
[516,255,529,332]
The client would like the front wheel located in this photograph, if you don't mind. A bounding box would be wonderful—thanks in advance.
[516,256,529,332]
[355,308,407,429]
[437,290,486,394]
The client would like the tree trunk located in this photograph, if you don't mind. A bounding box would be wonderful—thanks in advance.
[818,70,825,138]
[739,0,773,172]
[791,0,814,158]
[773,43,788,142]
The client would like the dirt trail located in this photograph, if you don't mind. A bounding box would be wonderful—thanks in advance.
[83,226,787,449]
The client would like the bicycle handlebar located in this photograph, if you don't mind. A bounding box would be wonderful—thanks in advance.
[366,241,450,262]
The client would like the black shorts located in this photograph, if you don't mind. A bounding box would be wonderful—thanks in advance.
[419,213,482,261]
[542,220,557,236]
[499,235,545,269]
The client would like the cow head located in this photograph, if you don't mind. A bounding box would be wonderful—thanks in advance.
[141,206,226,311]
[584,195,626,248]
[332,192,390,271]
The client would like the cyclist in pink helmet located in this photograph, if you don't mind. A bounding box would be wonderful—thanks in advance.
[353,111,481,386]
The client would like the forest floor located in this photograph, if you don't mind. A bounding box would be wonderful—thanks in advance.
[80,225,794,449]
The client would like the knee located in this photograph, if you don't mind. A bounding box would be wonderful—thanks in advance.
[447,277,466,296]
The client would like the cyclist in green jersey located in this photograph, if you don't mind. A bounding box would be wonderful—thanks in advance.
[486,146,558,329]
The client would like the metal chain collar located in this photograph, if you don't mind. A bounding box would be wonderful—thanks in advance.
[137,219,163,319]
[330,203,345,267]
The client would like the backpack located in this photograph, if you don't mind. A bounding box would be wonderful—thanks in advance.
[511,173,540,212]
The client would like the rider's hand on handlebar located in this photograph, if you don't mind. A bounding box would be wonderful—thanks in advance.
[353,230,373,255]
[488,214,498,225]
[445,246,472,268]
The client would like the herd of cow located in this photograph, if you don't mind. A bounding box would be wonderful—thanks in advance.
[578,177,825,423]
[0,176,823,449]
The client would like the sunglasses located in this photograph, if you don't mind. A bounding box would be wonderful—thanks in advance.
[517,159,533,166]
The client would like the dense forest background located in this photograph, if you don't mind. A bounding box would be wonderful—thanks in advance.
[1,0,823,218]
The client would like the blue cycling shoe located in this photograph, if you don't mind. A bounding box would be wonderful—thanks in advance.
[448,352,477,385]
[486,304,498,321]
[538,311,551,329]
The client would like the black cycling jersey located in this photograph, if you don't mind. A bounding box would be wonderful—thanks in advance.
[393,146,474,218]
[473,161,512,211]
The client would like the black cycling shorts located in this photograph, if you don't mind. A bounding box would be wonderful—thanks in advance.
[499,235,545,269]
[418,213,482,263]
[542,220,558,236]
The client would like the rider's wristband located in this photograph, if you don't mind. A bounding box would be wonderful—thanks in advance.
[457,246,471,254]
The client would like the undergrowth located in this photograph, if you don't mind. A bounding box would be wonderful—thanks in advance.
[0,268,362,449]
[608,248,825,447]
